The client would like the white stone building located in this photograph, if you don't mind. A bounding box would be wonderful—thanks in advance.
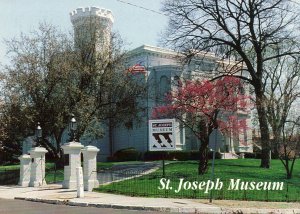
[68,6,253,161]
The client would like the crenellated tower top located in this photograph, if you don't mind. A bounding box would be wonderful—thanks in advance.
[70,6,114,25]
[70,6,114,53]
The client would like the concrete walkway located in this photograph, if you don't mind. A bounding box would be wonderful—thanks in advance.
[97,162,160,185]
[0,184,300,214]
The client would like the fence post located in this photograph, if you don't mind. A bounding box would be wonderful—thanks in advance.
[54,162,57,183]
[4,169,6,184]
[286,182,289,202]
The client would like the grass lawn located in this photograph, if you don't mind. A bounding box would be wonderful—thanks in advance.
[0,164,20,171]
[97,161,145,169]
[0,163,56,171]
[0,163,57,184]
[94,159,300,202]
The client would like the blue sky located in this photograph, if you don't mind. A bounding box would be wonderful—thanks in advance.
[0,0,168,65]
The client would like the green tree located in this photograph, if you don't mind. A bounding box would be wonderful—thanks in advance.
[1,23,145,161]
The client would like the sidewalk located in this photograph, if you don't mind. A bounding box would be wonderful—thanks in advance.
[0,184,300,214]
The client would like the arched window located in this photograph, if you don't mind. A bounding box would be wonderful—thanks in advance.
[173,76,182,89]
[159,76,170,97]
[239,85,245,95]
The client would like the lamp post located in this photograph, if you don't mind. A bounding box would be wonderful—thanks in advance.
[62,113,84,189]
[69,114,77,142]
[35,122,42,147]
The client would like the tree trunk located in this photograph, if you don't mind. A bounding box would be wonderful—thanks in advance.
[109,119,114,157]
[272,131,280,159]
[284,158,293,179]
[198,140,209,175]
[286,157,296,179]
[255,90,271,168]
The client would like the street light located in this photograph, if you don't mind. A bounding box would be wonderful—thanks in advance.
[35,122,42,147]
[69,114,77,142]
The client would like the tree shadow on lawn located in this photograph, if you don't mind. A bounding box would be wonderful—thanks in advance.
[214,163,259,168]
[212,159,261,168]
[165,160,300,180]
[168,160,260,169]
[216,172,286,181]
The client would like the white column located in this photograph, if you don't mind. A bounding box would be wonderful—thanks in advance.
[29,147,48,187]
[82,146,99,191]
[229,131,235,153]
[18,154,31,187]
[62,141,84,189]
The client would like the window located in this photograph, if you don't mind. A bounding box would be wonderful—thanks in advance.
[173,76,182,89]
[239,85,245,95]
[159,76,170,97]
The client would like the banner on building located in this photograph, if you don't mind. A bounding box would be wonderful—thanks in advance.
[149,119,176,151]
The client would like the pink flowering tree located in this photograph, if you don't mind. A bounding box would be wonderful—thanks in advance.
[152,77,250,174]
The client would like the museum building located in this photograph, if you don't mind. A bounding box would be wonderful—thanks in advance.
[23,6,253,161]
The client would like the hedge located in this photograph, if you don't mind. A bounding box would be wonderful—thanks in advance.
[143,150,221,161]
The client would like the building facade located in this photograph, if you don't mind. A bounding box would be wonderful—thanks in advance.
[69,7,253,161]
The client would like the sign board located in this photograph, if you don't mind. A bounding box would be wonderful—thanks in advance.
[149,119,176,151]
[208,129,224,151]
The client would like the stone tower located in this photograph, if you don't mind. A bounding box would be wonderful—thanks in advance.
[70,6,114,53]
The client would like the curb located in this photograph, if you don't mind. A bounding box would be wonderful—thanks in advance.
[14,197,221,213]
[220,207,300,214]
[14,197,300,214]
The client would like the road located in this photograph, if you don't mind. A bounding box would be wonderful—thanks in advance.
[0,199,171,214]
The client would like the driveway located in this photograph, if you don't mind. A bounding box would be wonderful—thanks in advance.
[97,162,161,184]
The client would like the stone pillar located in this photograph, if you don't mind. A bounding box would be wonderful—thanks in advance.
[29,147,48,187]
[82,146,99,191]
[18,154,31,187]
[62,141,84,189]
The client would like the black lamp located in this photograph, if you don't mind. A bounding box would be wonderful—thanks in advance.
[35,122,42,146]
[69,114,77,141]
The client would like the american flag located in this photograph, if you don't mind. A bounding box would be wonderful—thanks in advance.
[126,64,147,75]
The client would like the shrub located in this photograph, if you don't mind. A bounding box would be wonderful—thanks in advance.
[189,150,200,160]
[243,153,256,159]
[254,152,262,159]
[271,151,279,159]
[143,150,221,161]
[168,151,190,161]
[143,151,166,161]
[113,147,141,161]
[208,151,222,159]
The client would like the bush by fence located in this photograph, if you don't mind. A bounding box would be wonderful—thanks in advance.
[0,169,19,185]
[143,150,222,161]
[109,147,142,162]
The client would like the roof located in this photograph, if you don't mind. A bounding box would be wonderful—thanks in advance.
[127,45,217,60]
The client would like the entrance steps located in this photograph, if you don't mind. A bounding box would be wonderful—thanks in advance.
[221,152,239,159]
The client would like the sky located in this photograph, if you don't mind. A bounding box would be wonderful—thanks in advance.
[0,0,168,65]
